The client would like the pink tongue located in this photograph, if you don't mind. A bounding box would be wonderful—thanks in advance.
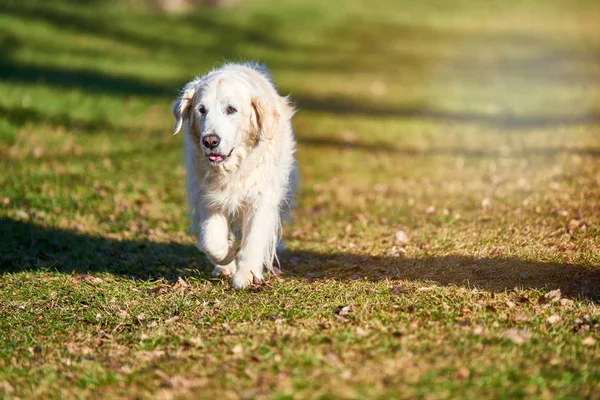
[208,154,224,162]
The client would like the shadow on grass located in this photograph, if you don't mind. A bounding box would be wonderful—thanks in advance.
[0,1,286,55]
[2,3,599,130]
[0,104,120,134]
[0,57,176,98]
[296,136,600,158]
[2,218,599,301]
[0,217,202,280]
[293,95,600,130]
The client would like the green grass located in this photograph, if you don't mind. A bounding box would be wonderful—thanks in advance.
[0,0,599,398]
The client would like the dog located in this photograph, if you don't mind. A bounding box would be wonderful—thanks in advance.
[172,62,297,289]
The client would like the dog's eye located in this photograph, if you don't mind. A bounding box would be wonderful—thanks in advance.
[198,105,206,115]
[226,105,237,115]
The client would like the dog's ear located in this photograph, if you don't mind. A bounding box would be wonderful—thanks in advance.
[172,82,199,135]
[251,97,279,140]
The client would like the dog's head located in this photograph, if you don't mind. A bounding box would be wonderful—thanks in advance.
[173,67,286,168]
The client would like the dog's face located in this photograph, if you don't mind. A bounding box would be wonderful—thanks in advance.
[173,73,279,168]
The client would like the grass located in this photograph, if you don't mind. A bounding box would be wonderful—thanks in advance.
[0,0,599,398]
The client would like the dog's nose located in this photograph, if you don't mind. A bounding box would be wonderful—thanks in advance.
[202,134,220,149]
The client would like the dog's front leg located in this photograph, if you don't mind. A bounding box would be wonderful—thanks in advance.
[232,201,279,289]
[198,211,236,276]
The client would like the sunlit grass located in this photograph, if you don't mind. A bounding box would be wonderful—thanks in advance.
[0,0,599,398]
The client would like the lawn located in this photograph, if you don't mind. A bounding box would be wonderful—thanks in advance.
[0,0,599,398]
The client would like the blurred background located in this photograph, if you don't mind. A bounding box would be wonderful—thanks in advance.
[0,0,599,269]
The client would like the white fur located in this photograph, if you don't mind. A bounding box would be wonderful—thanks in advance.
[173,62,297,289]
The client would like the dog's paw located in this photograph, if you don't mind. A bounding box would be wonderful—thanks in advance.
[212,262,236,278]
[231,268,257,289]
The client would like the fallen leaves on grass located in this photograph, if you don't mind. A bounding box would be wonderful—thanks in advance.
[472,325,486,336]
[149,285,171,295]
[504,328,532,345]
[546,315,561,325]
[394,230,409,244]
[559,298,574,306]
[137,350,166,362]
[155,369,206,392]
[333,305,351,323]
[73,274,103,284]
[229,344,243,355]
[322,353,342,368]
[386,246,407,257]
[390,285,406,295]
[355,327,368,337]
[174,277,190,290]
[582,337,596,347]
[453,367,470,379]
[567,219,587,233]
[512,313,530,323]
[183,337,205,349]
[334,305,351,316]
[544,289,561,303]
[1,381,14,394]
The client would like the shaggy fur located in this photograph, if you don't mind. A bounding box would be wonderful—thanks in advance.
[172,62,297,289]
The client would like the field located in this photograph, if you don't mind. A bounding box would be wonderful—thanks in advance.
[0,0,599,398]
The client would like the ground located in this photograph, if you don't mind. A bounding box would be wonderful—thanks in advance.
[0,0,599,398]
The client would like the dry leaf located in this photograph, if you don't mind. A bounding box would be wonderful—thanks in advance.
[137,350,165,362]
[387,246,407,257]
[149,285,170,294]
[355,327,368,337]
[394,230,409,244]
[567,219,586,233]
[183,337,204,349]
[173,277,189,290]
[154,370,197,391]
[544,289,561,302]
[453,367,470,379]
[341,370,352,380]
[559,298,574,306]
[505,328,532,345]
[333,305,351,316]
[230,344,243,355]
[15,210,29,220]
[547,315,561,325]
[75,274,103,284]
[473,325,485,335]
[323,353,341,367]
[390,286,406,295]
[512,313,530,323]
[333,305,351,323]
[582,337,596,347]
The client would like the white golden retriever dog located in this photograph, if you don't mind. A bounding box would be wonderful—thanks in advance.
[172,62,297,289]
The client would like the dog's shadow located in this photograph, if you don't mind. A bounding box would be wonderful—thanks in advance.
[1,217,598,301]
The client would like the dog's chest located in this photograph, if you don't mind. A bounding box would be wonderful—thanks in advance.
[204,160,271,213]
